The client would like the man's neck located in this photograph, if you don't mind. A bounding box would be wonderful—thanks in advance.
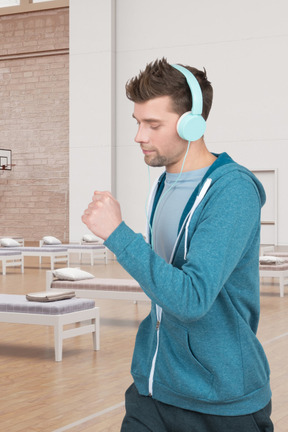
[185,150,217,171]
[167,139,217,173]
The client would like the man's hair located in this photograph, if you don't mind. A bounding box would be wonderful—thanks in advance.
[125,57,213,121]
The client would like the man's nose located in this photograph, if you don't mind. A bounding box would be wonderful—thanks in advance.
[135,124,149,143]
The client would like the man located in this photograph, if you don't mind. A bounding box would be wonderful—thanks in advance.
[82,58,273,431]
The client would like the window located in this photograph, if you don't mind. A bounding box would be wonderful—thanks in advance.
[0,0,20,7]
[0,0,68,14]
[32,0,57,3]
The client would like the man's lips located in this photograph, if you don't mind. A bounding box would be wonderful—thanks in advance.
[141,148,155,155]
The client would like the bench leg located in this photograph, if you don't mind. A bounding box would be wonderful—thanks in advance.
[92,312,100,351]
[54,321,63,362]
[279,277,284,297]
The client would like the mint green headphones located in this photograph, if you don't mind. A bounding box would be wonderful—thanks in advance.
[172,64,206,141]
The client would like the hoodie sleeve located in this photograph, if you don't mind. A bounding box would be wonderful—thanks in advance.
[104,175,261,322]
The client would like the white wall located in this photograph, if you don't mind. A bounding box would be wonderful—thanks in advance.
[70,0,288,244]
[69,0,115,241]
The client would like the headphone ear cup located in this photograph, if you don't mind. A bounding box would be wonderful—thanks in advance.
[177,111,206,141]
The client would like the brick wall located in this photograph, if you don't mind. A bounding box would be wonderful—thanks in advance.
[0,8,69,242]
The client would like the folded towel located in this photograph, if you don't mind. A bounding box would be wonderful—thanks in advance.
[26,290,75,302]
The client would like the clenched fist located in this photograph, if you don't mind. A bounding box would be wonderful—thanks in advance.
[82,191,122,240]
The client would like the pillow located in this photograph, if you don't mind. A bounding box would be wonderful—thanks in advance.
[82,234,99,242]
[53,267,94,281]
[43,236,62,245]
[259,255,285,265]
[0,238,21,247]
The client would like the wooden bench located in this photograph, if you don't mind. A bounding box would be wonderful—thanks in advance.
[0,250,24,275]
[46,271,149,302]
[0,294,100,361]
[6,246,69,270]
[40,242,107,265]
[259,262,288,297]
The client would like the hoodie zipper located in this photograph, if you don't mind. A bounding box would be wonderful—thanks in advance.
[147,178,212,397]
[148,304,162,395]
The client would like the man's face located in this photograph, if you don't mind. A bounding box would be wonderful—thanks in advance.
[133,96,188,173]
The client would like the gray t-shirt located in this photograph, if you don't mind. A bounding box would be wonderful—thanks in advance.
[152,167,209,262]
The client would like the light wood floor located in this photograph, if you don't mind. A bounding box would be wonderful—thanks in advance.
[0,256,287,432]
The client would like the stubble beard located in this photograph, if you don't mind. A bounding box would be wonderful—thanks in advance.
[144,153,168,168]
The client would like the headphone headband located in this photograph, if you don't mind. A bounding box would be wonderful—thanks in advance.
[171,64,203,115]
[171,63,206,141]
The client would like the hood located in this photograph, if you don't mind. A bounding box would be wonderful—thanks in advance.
[177,152,266,230]
[205,152,266,207]
[179,153,266,260]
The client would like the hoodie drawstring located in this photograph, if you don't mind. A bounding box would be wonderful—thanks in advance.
[184,178,212,260]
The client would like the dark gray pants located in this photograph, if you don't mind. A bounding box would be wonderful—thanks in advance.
[121,384,273,432]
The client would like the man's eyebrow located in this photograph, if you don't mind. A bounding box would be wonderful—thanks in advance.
[132,114,162,123]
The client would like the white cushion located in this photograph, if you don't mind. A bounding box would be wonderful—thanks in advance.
[82,234,99,242]
[259,255,285,265]
[53,267,94,281]
[0,238,21,247]
[43,236,62,245]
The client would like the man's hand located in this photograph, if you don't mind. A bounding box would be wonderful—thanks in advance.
[82,191,122,241]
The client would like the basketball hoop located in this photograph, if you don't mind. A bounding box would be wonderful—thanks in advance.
[0,149,14,172]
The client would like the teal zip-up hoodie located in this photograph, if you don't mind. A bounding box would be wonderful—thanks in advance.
[105,152,272,416]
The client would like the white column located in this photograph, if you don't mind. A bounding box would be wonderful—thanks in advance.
[69,0,116,241]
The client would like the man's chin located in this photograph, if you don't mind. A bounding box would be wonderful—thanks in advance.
[144,155,166,168]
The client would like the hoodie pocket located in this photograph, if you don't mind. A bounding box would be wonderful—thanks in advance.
[154,317,214,400]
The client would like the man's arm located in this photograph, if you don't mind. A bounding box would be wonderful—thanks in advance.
[104,180,261,320]
[82,180,260,322]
